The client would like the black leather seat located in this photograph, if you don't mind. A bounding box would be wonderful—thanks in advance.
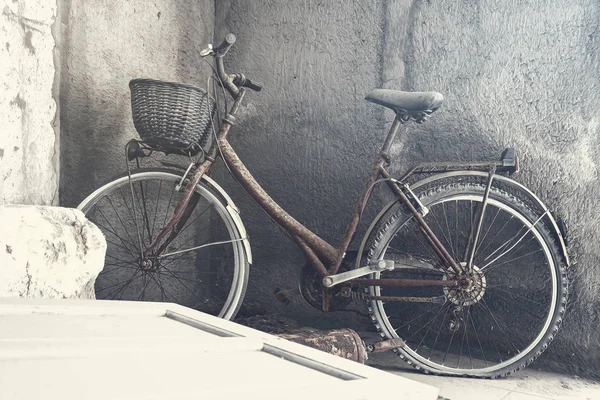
[365,89,444,114]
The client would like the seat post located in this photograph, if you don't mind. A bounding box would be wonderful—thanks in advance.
[379,114,403,157]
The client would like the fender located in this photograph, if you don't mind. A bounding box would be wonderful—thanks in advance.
[355,171,569,270]
[79,163,253,266]
[201,174,253,265]
[159,162,252,265]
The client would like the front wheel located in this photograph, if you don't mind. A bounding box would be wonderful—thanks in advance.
[78,168,249,320]
[365,182,568,378]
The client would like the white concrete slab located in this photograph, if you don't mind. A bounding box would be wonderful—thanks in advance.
[0,298,440,400]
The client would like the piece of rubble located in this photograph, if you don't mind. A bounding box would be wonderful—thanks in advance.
[0,205,106,299]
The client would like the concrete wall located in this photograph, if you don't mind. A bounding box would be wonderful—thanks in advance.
[382,0,599,376]
[0,0,59,205]
[58,0,600,376]
[59,0,214,206]
[214,0,386,328]
[215,0,600,376]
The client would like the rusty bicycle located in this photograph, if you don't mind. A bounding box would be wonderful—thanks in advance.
[78,34,569,378]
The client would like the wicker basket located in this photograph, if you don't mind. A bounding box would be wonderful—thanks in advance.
[129,78,215,156]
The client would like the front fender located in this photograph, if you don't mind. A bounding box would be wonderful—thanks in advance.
[159,162,253,265]
[201,174,253,265]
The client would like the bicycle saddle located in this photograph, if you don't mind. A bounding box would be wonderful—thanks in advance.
[365,89,444,115]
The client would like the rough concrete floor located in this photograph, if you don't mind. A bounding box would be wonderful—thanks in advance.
[237,315,600,399]
[368,351,600,400]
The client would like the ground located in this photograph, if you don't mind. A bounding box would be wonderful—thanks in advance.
[370,352,600,400]
[236,314,600,400]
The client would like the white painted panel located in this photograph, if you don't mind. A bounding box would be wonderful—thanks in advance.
[0,298,440,400]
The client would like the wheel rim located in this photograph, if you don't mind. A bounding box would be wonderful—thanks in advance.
[371,194,558,375]
[79,172,246,319]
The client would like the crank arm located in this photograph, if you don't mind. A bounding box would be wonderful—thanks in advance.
[322,254,438,288]
[322,260,394,288]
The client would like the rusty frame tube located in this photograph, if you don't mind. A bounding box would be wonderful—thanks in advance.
[361,294,441,303]
[218,139,339,265]
[380,167,463,275]
[144,153,216,256]
[292,236,328,277]
[348,278,458,287]
[143,93,246,257]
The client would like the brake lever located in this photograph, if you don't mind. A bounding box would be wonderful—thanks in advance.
[200,44,214,57]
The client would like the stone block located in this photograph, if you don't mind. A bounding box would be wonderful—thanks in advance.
[0,205,106,299]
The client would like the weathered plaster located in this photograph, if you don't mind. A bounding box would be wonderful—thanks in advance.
[59,0,215,205]
[58,0,600,377]
[0,0,59,205]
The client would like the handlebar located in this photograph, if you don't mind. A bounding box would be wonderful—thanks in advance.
[231,73,263,92]
[213,33,236,56]
[201,34,262,96]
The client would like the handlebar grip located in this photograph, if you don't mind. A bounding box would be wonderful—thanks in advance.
[214,33,236,56]
[244,78,263,92]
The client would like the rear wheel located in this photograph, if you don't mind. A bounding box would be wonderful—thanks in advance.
[78,169,249,320]
[366,183,568,378]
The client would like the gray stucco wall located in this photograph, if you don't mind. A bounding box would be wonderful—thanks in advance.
[58,0,600,377]
[214,0,600,376]
[1,0,59,205]
[214,0,386,329]
[59,0,214,205]
[382,0,599,376]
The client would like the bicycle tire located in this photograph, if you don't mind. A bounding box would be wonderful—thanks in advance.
[78,168,249,320]
[364,182,568,378]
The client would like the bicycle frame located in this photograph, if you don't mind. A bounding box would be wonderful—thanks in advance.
[142,64,516,312]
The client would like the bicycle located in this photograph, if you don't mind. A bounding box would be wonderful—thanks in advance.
[77,34,569,378]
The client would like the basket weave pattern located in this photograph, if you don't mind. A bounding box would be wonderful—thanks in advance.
[129,78,215,155]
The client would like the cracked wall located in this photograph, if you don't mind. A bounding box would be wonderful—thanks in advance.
[0,0,59,205]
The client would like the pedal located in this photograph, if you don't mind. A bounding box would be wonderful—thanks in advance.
[274,287,300,305]
[365,338,405,353]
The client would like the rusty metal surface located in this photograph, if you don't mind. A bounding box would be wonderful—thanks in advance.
[277,328,368,364]
[367,338,406,353]
[328,117,403,276]
[293,236,328,277]
[348,278,458,287]
[340,287,443,303]
[218,138,339,264]
[144,153,216,256]
[380,166,463,275]
[397,161,504,183]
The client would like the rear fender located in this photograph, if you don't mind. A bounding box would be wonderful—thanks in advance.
[355,171,569,269]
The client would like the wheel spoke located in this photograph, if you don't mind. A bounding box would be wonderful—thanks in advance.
[369,186,563,376]
[80,172,247,319]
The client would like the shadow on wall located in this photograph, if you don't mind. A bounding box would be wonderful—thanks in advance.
[383,0,600,378]
[59,0,214,207]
